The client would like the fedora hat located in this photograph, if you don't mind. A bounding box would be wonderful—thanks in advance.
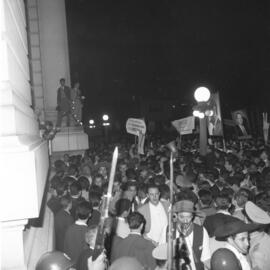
[214,218,258,239]
[245,201,270,224]
[172,200,204,219]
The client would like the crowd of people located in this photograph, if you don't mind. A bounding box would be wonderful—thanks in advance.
[42,135,270,270]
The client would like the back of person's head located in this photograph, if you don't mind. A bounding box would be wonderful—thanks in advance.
[115,198,132,217]
[62,176,76,187]
[76,201,93,220]
[77,176,90,190]
[54,159,66,172]
[88,191,101,208]
[50,175,62,190]
[68,164,79,176]
[159,184,170,200]
[60,194,72,209]
[70,181,82,196]
[127,212,145,230]
[175,188,198,204]
[126,168,137,180]
[55,180,68,196]
[198,188,213,206]
[153,175,166,186]
[89,184,103,196]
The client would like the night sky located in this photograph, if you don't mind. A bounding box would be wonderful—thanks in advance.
[65,0,270,122]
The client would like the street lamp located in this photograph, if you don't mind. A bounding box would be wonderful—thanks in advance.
[194,87,211,102]
[102,114,110,142]
[193,87,212,156]
[102,114,109,121]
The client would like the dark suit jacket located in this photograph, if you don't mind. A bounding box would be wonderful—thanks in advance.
[76,248,93,270]
[47,196,62,215]
[64,223,88,262]
[87,209,101,227]
[70,196,86,220]
[111,234,156,270]
[54,209,74,251]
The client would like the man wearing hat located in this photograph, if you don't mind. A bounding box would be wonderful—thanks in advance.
[172,200,211,270]
[214,217,257,270]
[245,201,270,270]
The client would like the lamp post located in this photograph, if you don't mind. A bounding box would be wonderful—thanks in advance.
[193,87,212,156]
[102,114,110,142]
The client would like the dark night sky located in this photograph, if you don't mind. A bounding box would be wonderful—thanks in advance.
[65,0,270,122]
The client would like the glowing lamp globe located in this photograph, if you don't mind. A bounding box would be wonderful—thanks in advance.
[103,114,109,121]
[89,119,94,125]
[193,110,200,117]
[194,87,211,102]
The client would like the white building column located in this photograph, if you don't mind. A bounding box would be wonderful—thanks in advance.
[0,0,49,269]
[1,220,28,270]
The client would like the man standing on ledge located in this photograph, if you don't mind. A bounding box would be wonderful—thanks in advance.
[56,78,71,127]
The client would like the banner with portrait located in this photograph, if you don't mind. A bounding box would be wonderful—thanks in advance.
[231,109,251,139]
[207,92,223,136]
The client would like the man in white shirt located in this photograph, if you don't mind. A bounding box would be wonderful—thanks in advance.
[138,184,169,245]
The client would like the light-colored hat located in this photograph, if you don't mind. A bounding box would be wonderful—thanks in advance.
[245,201,270,224]
[152,243,168,260]
[173,200,195,213]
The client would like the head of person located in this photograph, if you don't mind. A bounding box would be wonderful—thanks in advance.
[126,181,137,200]
[137,183,148,200]
[36,251,75,270]
[198,188,213,207]
[60,78,65,87]
[88,191,102,208]
[77,176,90,191]
[73,82,80,89]
[115,198,132,218]
[113,177,122,194]
[234,188,250,208]
[127,211,146,232]
[69,181,82,197]
[63,154,70,163]
[173,200,196,235]
[119,162,128,175]
[147,184,160,206]
[80,164,92,177]
[98,165,107,178]
[228,232,249,254]
[126,168,137,181]
[76,201,93,221]
[60,195,72,211]
[159,184,170,201]
[235,113,244,125]
[93,174,104,188]
[109,257,143,270]
[215,190,231,211]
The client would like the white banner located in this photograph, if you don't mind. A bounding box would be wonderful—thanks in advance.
[126,118,146,136]
[172,116,195,135]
